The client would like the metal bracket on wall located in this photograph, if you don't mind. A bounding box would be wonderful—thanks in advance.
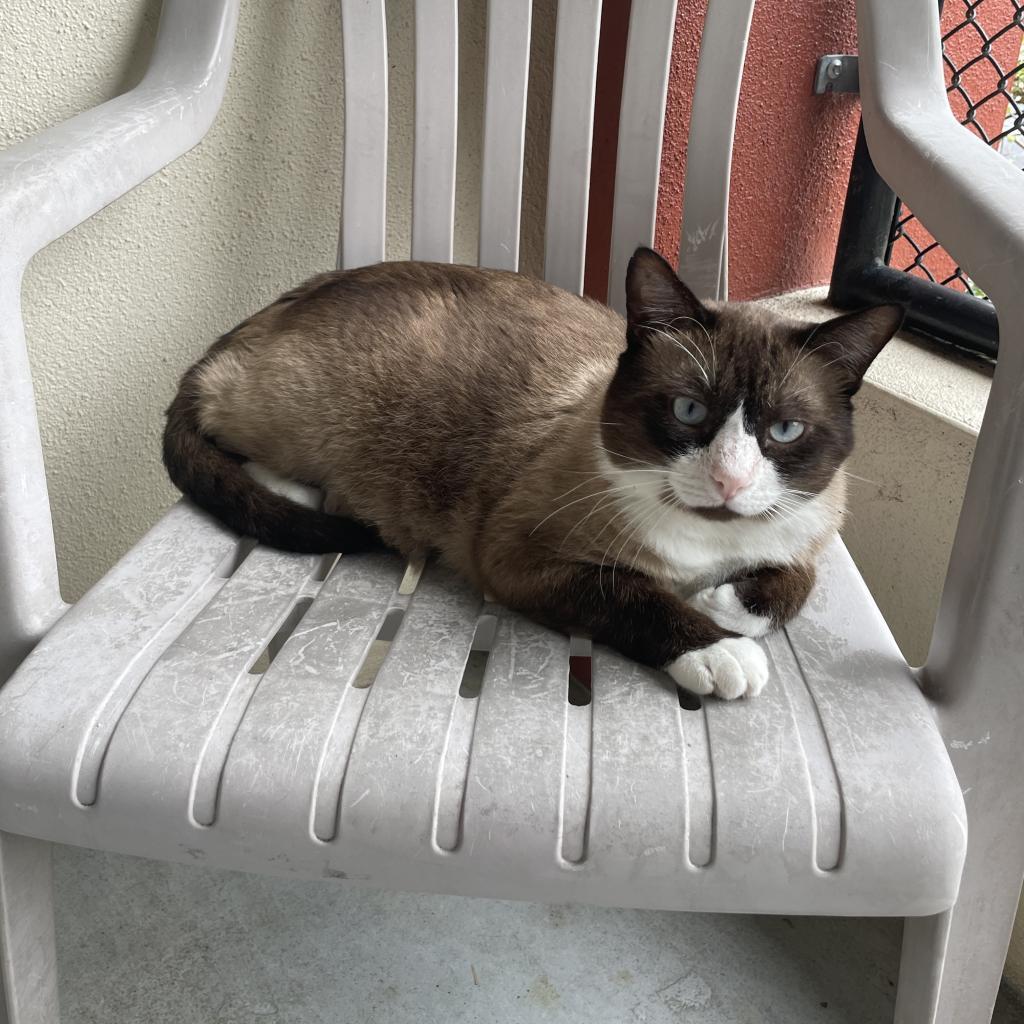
[813,54,859,95]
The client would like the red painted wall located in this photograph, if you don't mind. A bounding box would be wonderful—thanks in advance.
[655,0,862,301]
[583,1,634,300]
[584,1,1021,304]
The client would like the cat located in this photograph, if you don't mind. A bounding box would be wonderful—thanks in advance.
[163,247,902,699]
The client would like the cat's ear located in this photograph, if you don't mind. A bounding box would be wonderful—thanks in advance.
[810,304,905,396]
[625,247,709,334]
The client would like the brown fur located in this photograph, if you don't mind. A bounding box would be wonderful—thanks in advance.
[730,563,817,627]
[163,251,901,677]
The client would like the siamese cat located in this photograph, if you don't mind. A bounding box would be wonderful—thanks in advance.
[164,247,901,699]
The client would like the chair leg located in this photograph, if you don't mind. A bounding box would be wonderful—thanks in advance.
[893,912,952,1024]
[0,832,59,1024]
[894,856,1024,1024]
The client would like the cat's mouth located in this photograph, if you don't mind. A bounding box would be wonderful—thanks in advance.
[661,484,743,521]
[664,484,787,522]
[688,504,742,522]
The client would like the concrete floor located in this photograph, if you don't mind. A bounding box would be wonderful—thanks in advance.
[54,846,1024,1024]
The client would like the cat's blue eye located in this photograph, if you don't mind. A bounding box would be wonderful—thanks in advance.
[769,420,805,443]
[672,397,708,426]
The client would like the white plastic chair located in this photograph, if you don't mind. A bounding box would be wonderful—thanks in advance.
[0,1,1019,1021]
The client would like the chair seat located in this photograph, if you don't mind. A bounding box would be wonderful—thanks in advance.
[0,501,965,916]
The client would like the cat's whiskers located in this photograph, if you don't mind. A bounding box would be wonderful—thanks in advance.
[650,316,717,386]
[647,326,710,387]
[532,485,643,540]
[839,468,880,486]
[776,325,847,394]
[563,467,665,476]
[816,354,851,372]
[597,504,638,590]
[776,324,820,393]
[759,488,822,524]
[530,483,645,537]
[611,500,671,597]
[599,493,666,599]
[648,319,712,365]
[551,474,610,502]
[557,490,634,552]
[595,444,663,471]
[771,486,847,525]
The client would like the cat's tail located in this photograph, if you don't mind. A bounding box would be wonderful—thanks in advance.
[162,363,385,555]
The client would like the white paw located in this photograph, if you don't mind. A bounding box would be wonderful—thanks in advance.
[690,583,771,638]
[667,637,769,700]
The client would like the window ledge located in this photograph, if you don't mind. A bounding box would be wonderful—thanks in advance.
[756,286,992,435]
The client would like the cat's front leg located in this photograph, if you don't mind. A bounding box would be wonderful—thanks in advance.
[486,558,769,699]
[690,563,815,639]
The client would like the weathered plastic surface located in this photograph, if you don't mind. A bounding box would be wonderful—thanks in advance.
[338,0,388,271]
[856,1,1024,1022]
[0,834,58,1024]
[0,2,240,1020]
[0,0,240,682]
[0,501,966,916]
[676,0,756,301]
[478,0,533,270]
[411,0,459,264]
[2,0,1016,1020]
[543,0,602,293]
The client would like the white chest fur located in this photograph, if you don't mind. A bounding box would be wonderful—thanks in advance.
[600,458,842,589]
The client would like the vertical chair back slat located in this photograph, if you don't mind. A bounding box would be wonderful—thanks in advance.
[339,0,389,270]
[542,0,602,294]
[412,0,459,262]
[478,0,534,270]
[606,0,678,313]
[677,0,756,301]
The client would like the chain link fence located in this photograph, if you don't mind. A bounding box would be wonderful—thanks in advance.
[887,0,1024,298]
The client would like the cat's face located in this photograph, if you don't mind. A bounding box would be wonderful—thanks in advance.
[601,248,903,520]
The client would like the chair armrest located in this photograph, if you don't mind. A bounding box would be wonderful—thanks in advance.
[862,6,1024,1012]
[0,0,239,262]
[0,0,239,679]
[856,0,1024,311]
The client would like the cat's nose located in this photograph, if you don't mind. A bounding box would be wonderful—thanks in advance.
[711,468,752,502]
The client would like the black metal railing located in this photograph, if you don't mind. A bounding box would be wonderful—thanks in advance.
[830,1,1023,362]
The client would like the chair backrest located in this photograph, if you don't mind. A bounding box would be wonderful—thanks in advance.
[337,0,756,308]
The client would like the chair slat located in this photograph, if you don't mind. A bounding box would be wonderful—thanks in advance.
[412,0,459,262]
[339,0,389,269]
[478,0,533,270]
[702,640,826,876]
[606,0,678,313]
[677,0,756,300]
[210,554,405,841]
[337,565,482,846]
[459,613,570,867]
[45,504,237,806]
[588,649,702,876]
[94,548,319,821]
[543,0,602,294]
